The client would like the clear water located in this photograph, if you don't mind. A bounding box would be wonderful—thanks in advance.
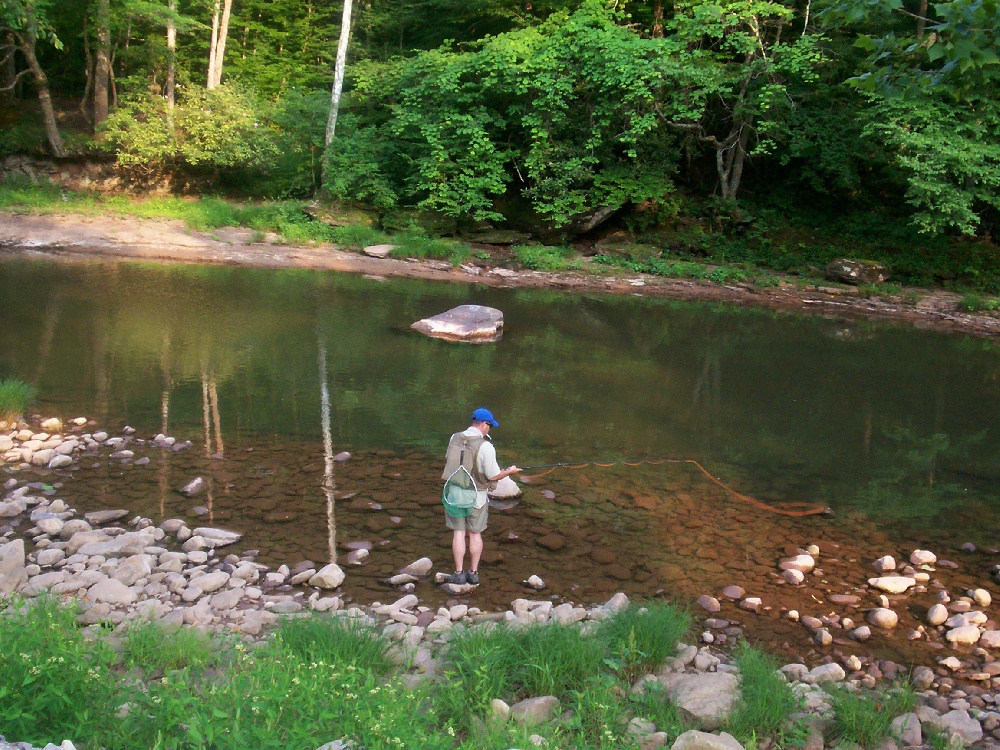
[1,254,999,624]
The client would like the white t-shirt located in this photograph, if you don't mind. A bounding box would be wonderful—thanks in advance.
[463,426,501,508]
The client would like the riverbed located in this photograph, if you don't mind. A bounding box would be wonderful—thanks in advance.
[1,250,999,667]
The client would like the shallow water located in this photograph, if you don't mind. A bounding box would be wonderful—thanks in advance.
[1,254,999,640]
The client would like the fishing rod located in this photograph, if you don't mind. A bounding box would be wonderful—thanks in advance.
[513,456,830,518]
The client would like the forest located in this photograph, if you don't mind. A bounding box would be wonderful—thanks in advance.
[1,0,999,286]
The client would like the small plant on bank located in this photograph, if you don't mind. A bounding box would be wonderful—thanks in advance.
[958,292,1000,312]
[827,682,917,748]
[597,601,692,683]
[438,621,605,729]
[122,619,223,674]
[628,681,692,742]
[513,244,582,271]
[392,228,472,266]
[329,223,389,250]
[0,377,36,423]
[273,612,395,676]
[723,642,803,745]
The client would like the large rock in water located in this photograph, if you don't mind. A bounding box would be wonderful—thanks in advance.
[411,305,503,343]
[825,258,889,285]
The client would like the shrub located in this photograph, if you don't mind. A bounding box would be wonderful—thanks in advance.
[392,229,471,266]
[0,378,36,422]
[958,292,1000,312]
[597,601,691,683]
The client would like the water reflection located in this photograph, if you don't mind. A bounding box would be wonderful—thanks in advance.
[0,255,998,549]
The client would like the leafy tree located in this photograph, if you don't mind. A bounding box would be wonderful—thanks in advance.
[0,0,65,155]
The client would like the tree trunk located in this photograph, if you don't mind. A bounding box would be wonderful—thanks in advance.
[166,0,176,106]
[324,0,353,146]
[717,123,750,202]
[1,33,16,103]
[652,0,664,38]
[78,20,93,123]
[207,0,220,88]
[210,0,232,87]
[93,0,111,125]
[17,28,65,156]
[916,0,928,39]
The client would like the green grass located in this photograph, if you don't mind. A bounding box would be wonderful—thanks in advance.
[723,643,803,745]
[391,228,471,266]
[0,377,36,422]
[827,683,917,748]
[513,244,582,271]
[628,681,692,742]
[122,620,222,674]
[273,612,395,676]
[328,223,389,249]
[0,597,118,747]
[957,292,1000,312]
[597,601,692,683]
[438,621,605,729]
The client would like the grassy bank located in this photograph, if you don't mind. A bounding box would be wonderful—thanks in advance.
[3,180,999,307]
[0,596,927,750]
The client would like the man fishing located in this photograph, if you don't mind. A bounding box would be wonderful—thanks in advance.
[442,408,521,586]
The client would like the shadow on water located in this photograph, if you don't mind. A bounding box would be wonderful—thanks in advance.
[1,255,1000,629]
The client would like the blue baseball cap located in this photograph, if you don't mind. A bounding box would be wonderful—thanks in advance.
[471,407,499,427]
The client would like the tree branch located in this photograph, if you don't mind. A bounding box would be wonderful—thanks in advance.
[0,68,30,92]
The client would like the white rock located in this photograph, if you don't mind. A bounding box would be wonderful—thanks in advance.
[88,577,138,605]
[932,710,983,744]
[40,417,62,432]
[779,554,815,573]
[868,576,917,594]
[48,454,73,469]
[874,555,896,572]
[309,563,345,589]
[488,476,522,499]
[35,517,64,535]
[400,557,433,576]
[191,527,242,547]
[945,625,981,645]
[892,713,922,746]
[910,549,937,566]
[927,603,949,626]
[867,608,898,629]
[526,575,545,590]
[192,571,230,593]
[973,588,992,607]
[783,569,805,585]
[411,305,504,344]
[979,630,1000,648]
[805,663,845,684]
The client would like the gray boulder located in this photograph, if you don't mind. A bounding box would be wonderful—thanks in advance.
[671,731,745,750]
[658,672,739,729]
[0,538,27,595]
[411,305,504,344]
[510,696,560,726]
[825,259,889,286]
[309,563,346,589]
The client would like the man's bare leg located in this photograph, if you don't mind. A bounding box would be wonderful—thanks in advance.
[452,529,467,572]
[469,531,483,572]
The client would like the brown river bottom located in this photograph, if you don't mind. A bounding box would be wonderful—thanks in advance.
[6,431,997,670]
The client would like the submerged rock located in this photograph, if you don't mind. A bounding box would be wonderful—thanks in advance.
[411,305,504,344]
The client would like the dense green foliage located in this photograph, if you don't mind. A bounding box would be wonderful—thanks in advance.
[0,598,806,749]
[1,0,998,274]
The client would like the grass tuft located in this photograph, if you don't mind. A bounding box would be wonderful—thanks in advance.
[0,377,36,422]
[513,244,582,271]
[827,683,917,748]
[122,619,223,674]
[723,642,803,745]
[273,613,396,676]
[597,601,692,682]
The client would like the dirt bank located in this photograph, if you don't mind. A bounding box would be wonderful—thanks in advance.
[2,211,999,339]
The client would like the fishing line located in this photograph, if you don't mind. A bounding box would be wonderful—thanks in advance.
[517,458,829,517]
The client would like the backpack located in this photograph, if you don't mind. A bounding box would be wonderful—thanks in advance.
[441,431,486,518]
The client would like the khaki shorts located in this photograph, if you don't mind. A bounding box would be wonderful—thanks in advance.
[445,503,488,533]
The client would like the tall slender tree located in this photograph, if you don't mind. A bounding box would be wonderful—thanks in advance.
[324,0,352,146]
[206,0,231,88]
[93,0,111,124]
